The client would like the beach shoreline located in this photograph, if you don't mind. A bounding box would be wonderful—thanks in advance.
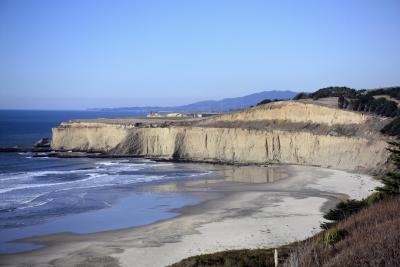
[0,165,380,267]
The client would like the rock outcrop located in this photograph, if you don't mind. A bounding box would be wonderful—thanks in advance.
[51,101,389,172]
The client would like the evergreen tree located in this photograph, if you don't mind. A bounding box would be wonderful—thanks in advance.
[338,95,345,109]
[375,140,400,197]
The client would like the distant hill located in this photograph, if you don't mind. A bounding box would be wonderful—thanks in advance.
[92,90,297,113]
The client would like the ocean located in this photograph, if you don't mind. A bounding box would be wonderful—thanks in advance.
[0,109,149,147]
[0,110,218,254]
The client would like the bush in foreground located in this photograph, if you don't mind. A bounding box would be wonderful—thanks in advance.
[169,247,292,267]
[285,196,400,267]
[320,199,367,229]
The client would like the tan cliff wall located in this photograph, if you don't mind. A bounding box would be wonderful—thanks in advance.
[52,122,388,172]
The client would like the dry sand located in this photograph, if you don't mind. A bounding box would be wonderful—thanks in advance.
[0,165,380,267]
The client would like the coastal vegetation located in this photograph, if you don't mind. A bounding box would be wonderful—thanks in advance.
[381,116,400,136]
[293,87,357,100]
[294,86,400,137]
[283,196,400,267]
[170,246,293,267]
[255,99,283,106]
[295,86,400,117]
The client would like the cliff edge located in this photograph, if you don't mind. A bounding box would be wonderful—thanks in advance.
[51,101,390,173]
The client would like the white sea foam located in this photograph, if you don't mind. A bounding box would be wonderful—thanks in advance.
[18,192,49,205]
[0,170,87,182]
[0,173,108,194]
[1,159,207,213]
[18,152,32,156]
[189,171,212,177]
[51,174,170,193]
[17,198,54,210]
[148,163,174,167]
[95,160,131,166]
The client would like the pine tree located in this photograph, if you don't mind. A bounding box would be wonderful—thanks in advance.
[375,140,400,197]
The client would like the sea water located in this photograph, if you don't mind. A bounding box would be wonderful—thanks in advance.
[0,109,147,147]
[0,110,215,254]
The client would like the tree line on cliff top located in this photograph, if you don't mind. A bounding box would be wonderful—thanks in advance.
[293,86,400,136]
[294,86,400,117]
[255,86,400,136]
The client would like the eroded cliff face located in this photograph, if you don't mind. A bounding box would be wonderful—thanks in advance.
[52,102,389,173]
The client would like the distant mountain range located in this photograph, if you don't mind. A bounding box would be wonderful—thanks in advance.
[91,90,297,113]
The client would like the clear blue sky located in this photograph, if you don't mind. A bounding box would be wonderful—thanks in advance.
[1,0,399,110]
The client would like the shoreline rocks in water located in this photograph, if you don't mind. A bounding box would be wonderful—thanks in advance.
[33,138,51,148]
[0,138,52,153]
[0,147,52,153]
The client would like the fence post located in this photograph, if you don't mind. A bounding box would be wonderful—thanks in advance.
[274,248,278,267]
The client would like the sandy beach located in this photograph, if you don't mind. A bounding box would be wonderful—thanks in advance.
[0,165,380,267]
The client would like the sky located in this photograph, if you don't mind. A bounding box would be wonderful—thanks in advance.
[0,0,399,110]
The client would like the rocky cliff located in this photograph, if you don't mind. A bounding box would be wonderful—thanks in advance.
[51,101,389,172]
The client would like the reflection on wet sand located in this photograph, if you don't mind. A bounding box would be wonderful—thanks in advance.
[144,165,289,192]
[221,165,288,183]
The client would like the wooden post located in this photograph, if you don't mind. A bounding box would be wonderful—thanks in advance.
[274,248,278,267]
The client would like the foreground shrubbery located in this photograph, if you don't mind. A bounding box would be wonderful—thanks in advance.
[284,196,400,267]
[320,199,368,229]
[170,247,292,267]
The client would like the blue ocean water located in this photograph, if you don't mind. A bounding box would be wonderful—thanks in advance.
[0,110,215,254]
[0,109,147,147]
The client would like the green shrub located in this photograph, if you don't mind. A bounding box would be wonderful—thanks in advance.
[256,99,284,106]
[348,96,398,117]
[293,92,309,100]
[381,117,400,136]
[321,199,367,229]
[310,86,356,100]
[319,227,348,247]
[366,191,386,204]
[374,140,400,198]
[256,99,272,106]
[376,172,400,197]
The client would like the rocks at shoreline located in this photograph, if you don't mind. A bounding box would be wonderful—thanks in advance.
[33,138,51,148]
[0,137,52,153]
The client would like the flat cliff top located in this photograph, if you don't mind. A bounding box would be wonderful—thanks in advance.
[60,116,202,127]
[58,100,390,139]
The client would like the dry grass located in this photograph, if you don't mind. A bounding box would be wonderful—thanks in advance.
[285,196,400,267]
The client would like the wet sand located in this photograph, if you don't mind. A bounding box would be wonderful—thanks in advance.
[0,165,379,267]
